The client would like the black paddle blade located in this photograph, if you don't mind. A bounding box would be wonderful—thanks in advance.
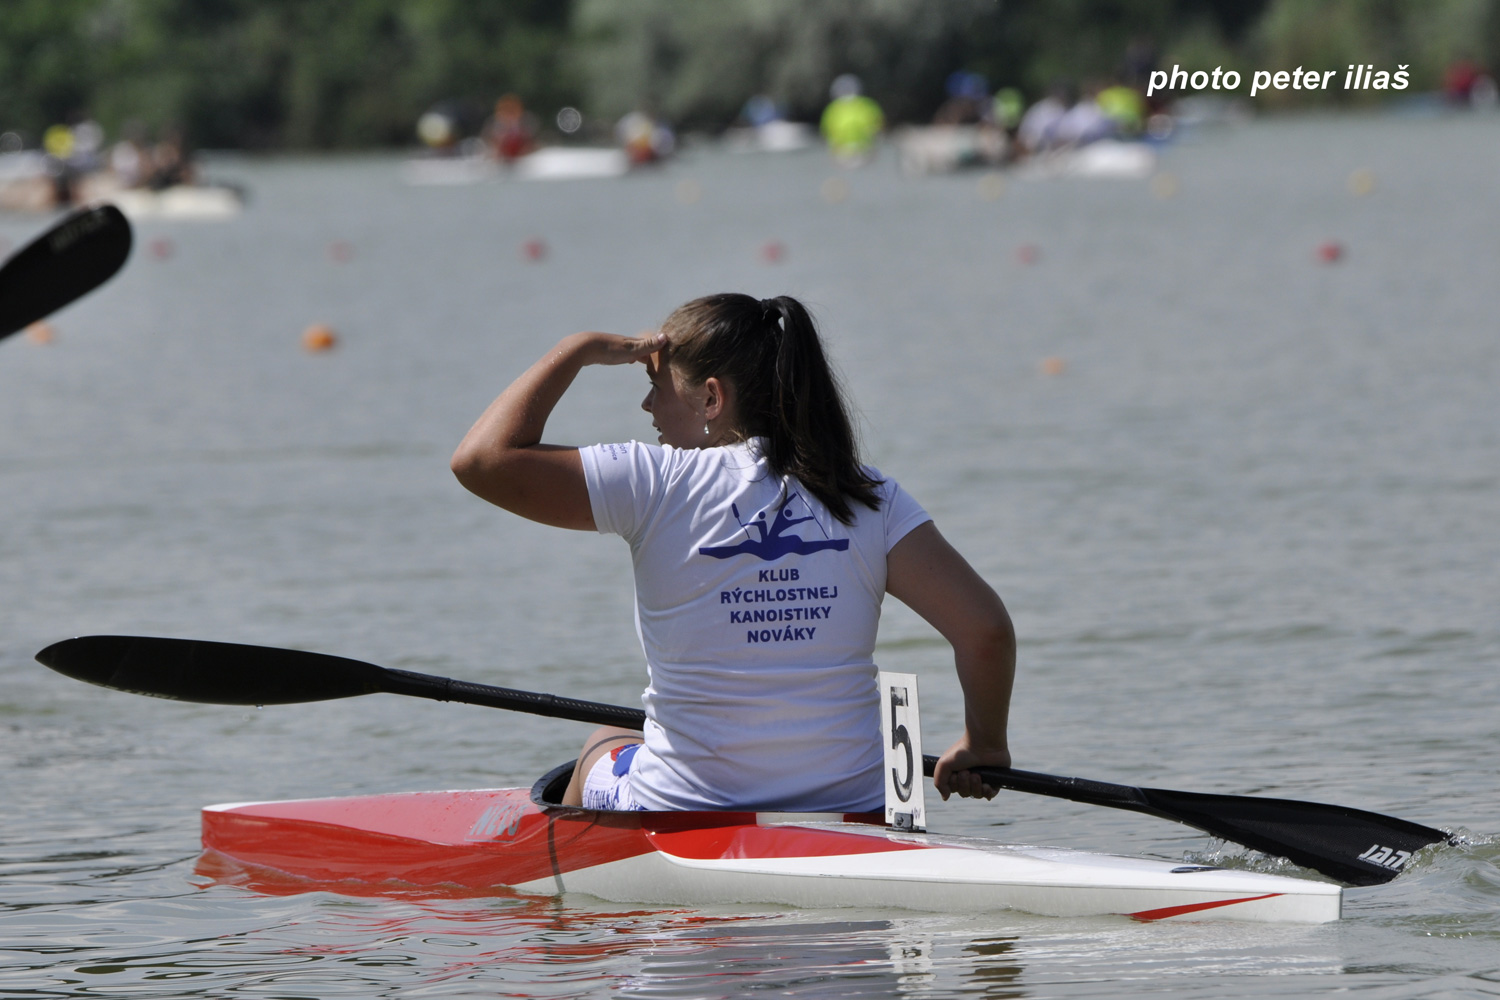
[949,759,1449,886]
[36,635,386,705]
[0,203,133,340]
[1139,786,1450,887]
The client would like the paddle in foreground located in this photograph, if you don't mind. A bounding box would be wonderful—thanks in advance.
[37,634,1453,887]
[0,203,133,341]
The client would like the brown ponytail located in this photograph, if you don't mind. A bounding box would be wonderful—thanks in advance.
[661,293,882,524]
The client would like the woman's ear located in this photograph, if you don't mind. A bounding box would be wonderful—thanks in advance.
[702,376,727,420]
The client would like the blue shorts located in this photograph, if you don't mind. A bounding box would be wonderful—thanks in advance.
[581,742,647,811]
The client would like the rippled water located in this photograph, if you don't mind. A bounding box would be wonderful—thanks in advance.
[3,113,1498,997]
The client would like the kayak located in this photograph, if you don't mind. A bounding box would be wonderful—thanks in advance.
[200,762,1342,923]
[109,184,243,221]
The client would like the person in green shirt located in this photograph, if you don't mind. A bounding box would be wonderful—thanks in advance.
[820,74,884,165]
[1097,84,1146,137]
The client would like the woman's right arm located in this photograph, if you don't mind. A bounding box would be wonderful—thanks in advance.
[451,330,663,529]
[885,521,1016,800]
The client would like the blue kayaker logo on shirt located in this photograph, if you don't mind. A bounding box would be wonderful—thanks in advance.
[698,493,849,561]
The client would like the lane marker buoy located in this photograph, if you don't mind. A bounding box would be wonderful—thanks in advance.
[1348,168,1376,197]
[302,324,337,351]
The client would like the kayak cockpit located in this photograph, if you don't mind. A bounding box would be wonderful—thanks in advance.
[527,759,887,827]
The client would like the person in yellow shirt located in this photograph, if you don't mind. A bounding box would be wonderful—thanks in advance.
[820,74,884,165]
[1097,84,1147,137]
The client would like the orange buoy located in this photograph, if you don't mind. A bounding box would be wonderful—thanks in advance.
[760,240,786,263]
[1016,244,1040,265]
[25,322,55,345]
[1316,241,1344,263]
[301,324,337,352]
[522,238,547,261]
[1040,356,1066,376]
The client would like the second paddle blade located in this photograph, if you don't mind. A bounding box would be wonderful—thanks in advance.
[0,204,133,339]
[1139,785,1450,887]
[36,635,385,705]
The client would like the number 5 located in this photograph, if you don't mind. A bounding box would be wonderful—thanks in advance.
[890,687,913,803]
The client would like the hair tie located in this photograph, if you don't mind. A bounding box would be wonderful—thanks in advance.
[759,297,781,329]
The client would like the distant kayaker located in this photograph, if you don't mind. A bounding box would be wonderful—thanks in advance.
[452,293,1015,812]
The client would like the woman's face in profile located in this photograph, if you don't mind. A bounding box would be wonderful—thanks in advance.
[641,351,704,448]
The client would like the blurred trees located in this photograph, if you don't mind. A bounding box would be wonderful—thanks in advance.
[1254,0,1498,98]
[0,0,577,149]
[572,0,990,126]
[0,0,1494,151]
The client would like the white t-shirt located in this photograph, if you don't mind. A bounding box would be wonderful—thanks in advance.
[580,438,931,811]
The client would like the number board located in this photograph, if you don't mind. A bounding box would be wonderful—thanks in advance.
[878,671,926,831]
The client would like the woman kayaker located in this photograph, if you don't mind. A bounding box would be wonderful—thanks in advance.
[452,293,1014,811]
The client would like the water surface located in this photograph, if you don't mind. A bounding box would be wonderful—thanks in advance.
[2,113,1497,997]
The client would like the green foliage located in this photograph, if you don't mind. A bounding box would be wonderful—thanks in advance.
[1253,0,1495,101]
[571,0,991,126]
[0,0,578,149]
[0,0,107,144]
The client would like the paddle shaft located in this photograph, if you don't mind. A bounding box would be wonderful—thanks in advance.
[394,667,1146,806]
[382,666,647,729]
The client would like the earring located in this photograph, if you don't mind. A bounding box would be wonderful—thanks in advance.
[703,420,711,437]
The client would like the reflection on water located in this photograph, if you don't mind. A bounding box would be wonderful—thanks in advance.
[8,895,1032,1000]
[962,938,1025,998]
[3,114,1500,997]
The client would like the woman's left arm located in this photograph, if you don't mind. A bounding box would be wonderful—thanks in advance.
[451,331,664,529]
[885,521,1016,800]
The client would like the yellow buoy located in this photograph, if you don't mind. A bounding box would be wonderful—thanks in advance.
[1040,357,1066,376]
[1348,168,1376,197]
[26,322,55,345]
